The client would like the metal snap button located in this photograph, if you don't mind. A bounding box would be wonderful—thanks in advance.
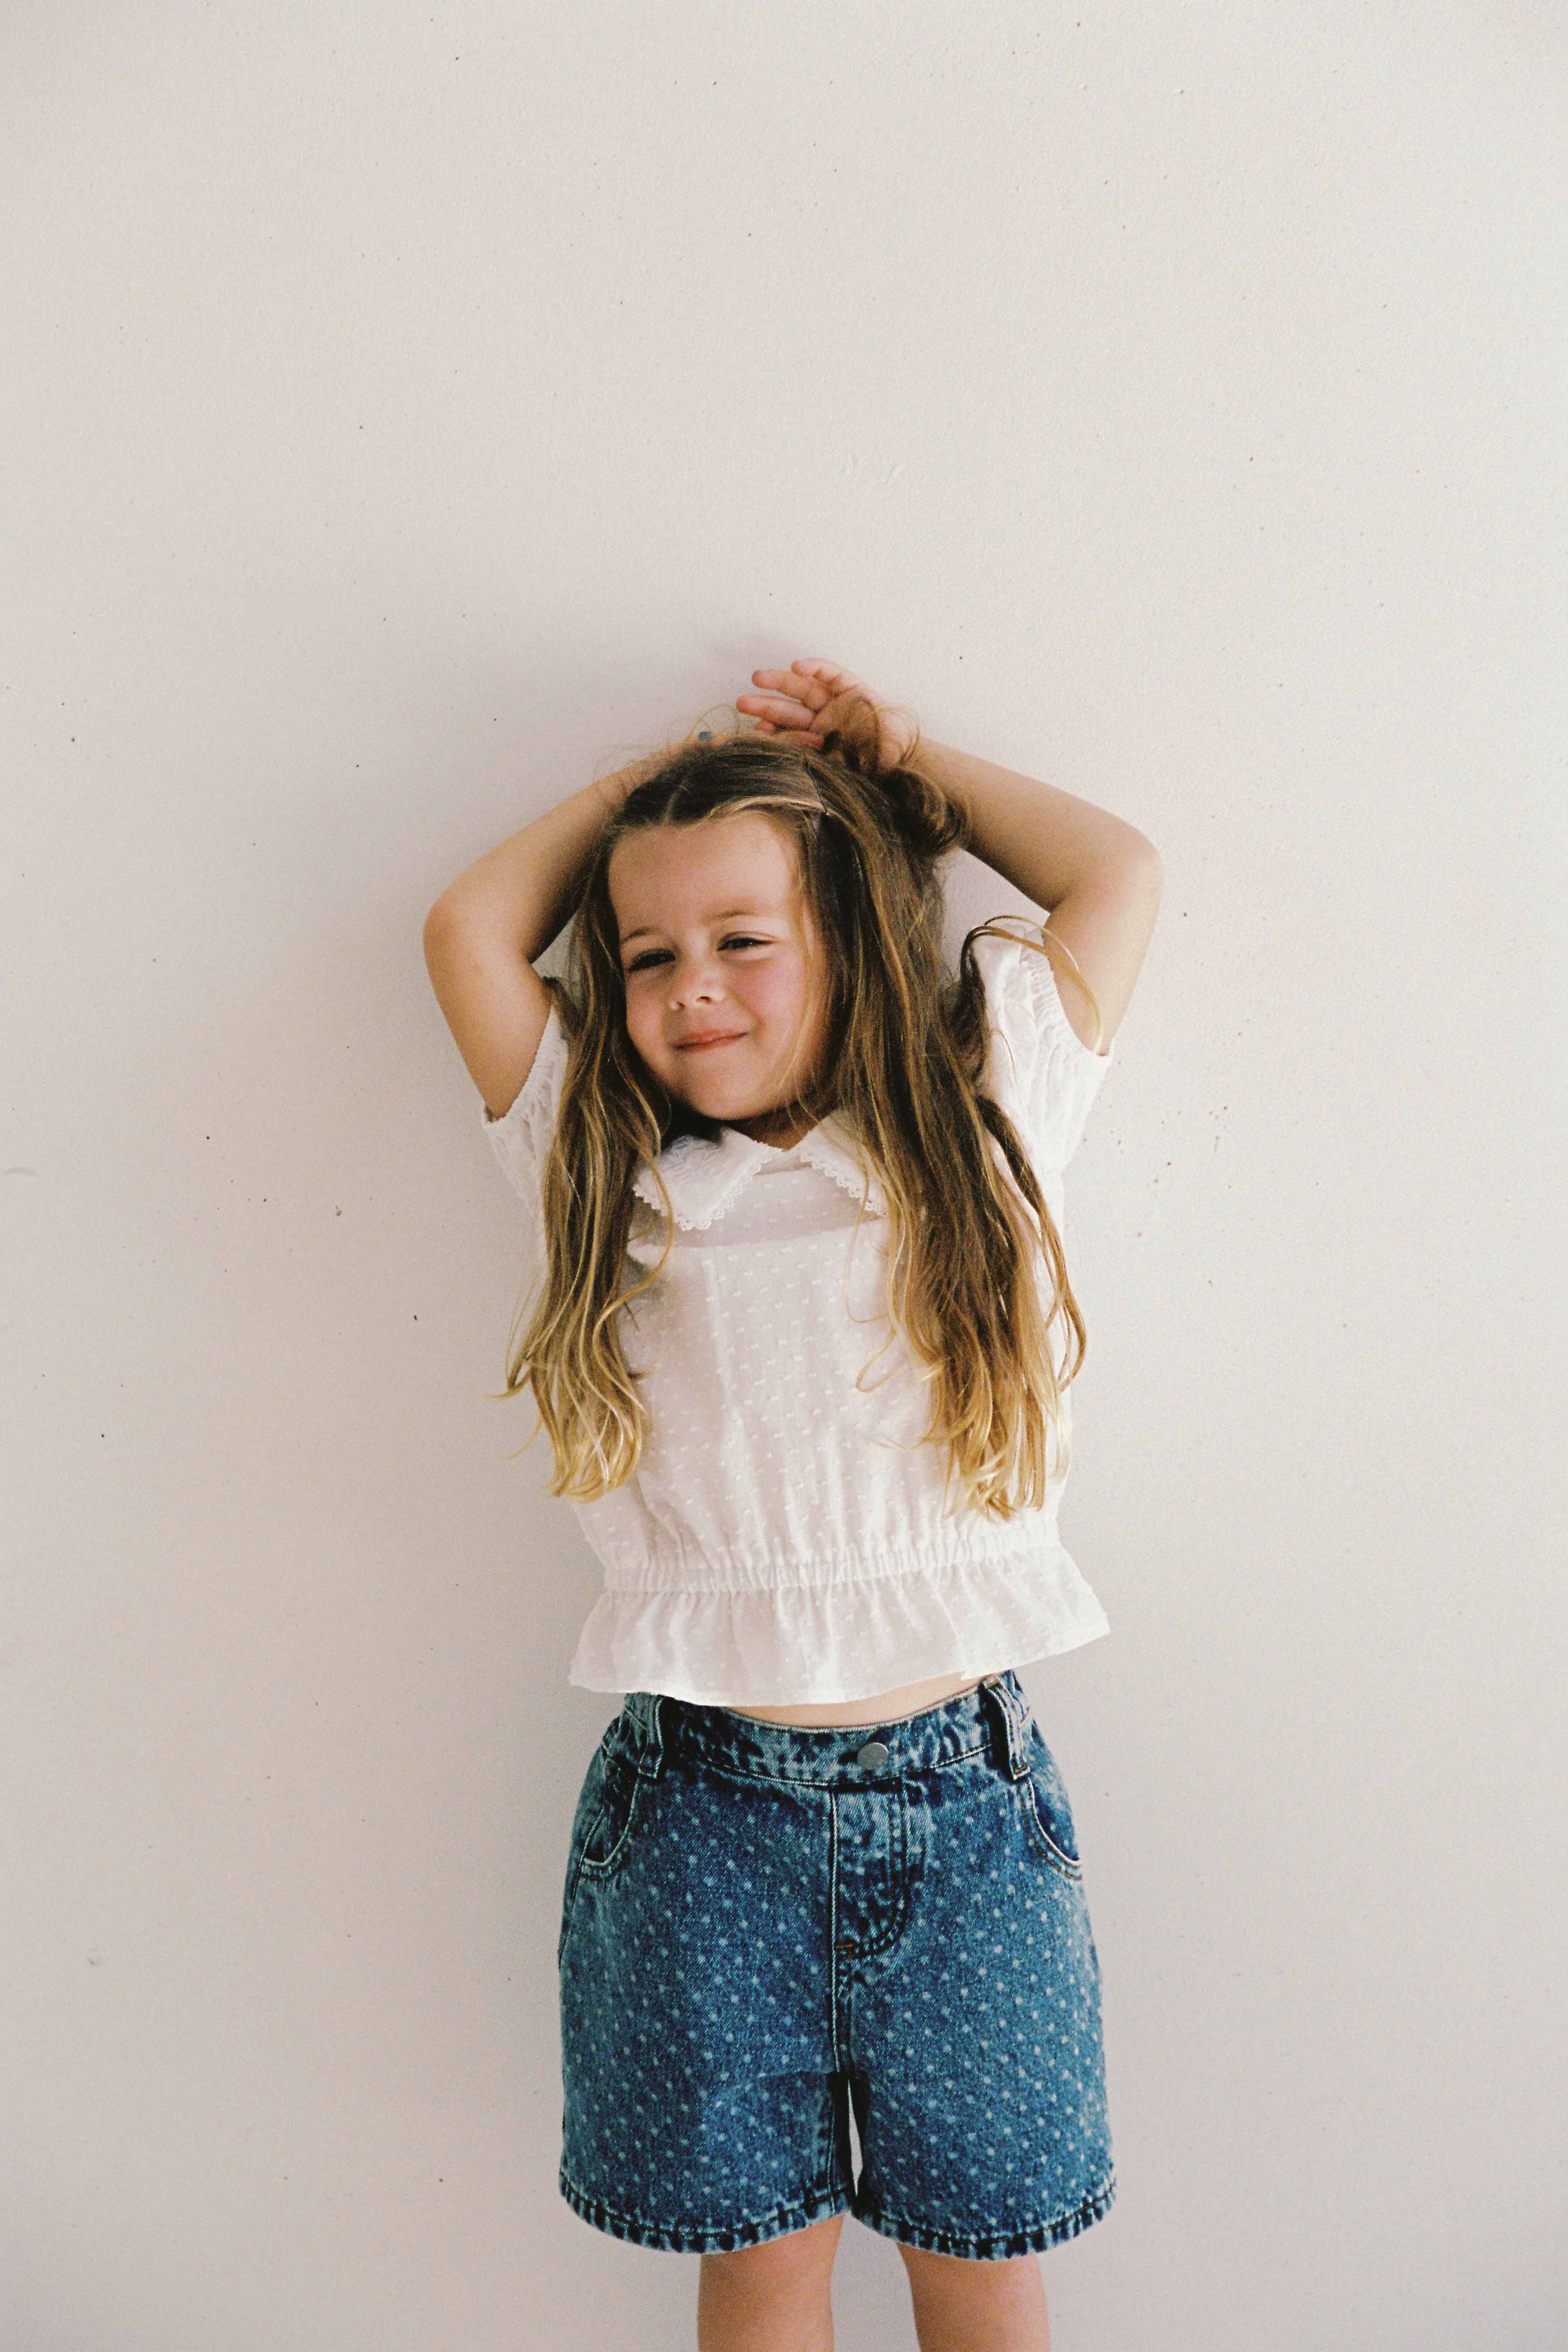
[855,1739,889,1771]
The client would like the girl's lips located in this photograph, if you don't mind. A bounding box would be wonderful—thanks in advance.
[676,1032,745,1051]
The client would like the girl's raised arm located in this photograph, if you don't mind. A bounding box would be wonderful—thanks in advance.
[912,736,1163,1059]
[422,753,650,1121]
[740,663,1161,1059]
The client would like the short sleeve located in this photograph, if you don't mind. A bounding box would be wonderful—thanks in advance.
[969,925,1116,1175]
[479,998,570,1220]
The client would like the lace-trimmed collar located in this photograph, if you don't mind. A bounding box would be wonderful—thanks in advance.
[631,1113,889,1233]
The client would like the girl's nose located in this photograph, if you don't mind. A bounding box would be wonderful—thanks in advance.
[669,959,722,1007]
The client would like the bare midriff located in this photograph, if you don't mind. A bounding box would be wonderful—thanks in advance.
[720,1666,1008,1731]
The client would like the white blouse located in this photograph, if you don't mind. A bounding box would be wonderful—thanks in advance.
[481,927,1117,1706]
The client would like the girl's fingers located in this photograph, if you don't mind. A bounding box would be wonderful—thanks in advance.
[786,659,865,697]
[737,661,870,747]
[759,662,863,700]
[736,692,827,746]
[737,690,822,727]
[750,662,871,713]
[747,669,832,712]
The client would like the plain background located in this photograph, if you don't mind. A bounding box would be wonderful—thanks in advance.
[6,4,1565,2347]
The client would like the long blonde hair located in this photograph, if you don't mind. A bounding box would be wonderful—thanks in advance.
[496,696,1104,1520]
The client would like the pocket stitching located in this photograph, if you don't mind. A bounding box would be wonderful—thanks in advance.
[1015,1725,1084,1881]
[557,1847,586,1964]
[1018,1774,1084,1880]
[557,1795,603,1963]
[575,1761,646,1881]
[557,1737,617,1963]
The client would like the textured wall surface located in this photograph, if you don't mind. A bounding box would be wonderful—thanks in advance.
[7,4,1565,2346]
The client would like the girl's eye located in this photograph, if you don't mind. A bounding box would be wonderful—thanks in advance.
[625,936,767,974]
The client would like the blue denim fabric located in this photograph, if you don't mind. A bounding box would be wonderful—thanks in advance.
[557,1669,1116,2260]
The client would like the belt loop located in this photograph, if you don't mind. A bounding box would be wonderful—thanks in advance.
[979,1673,1030,1780]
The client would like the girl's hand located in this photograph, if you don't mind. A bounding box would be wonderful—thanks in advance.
[735,660,917,774]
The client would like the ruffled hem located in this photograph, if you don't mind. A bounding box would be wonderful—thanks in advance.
[566,1544,1111,1705]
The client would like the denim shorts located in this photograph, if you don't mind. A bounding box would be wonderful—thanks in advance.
[555,1668,1116,2261]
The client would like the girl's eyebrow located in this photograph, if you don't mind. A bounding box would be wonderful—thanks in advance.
[620,908,776,946]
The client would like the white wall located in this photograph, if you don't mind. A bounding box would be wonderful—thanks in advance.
[7,5,1565,2346]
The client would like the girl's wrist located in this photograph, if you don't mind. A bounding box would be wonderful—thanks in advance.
[592,747,662,818]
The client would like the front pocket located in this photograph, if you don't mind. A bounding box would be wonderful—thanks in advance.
[576,1753,646,1881]
[558,1723,648,1965]
[558,1741,611,1964]
[1017,1725,1084,1882]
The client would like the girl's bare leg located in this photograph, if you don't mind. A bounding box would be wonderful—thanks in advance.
[696,2211,845,2351]
[898,2243,1052,2352]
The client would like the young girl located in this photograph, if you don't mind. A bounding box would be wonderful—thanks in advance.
[424,660,1161,2352]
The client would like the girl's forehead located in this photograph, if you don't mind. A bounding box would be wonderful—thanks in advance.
[608,814,801,920]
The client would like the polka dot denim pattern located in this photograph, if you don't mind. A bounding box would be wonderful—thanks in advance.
[556,1670,1116,2260]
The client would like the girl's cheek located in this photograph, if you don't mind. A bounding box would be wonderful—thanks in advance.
[622,995,659,1060]
[742,965,804,1022]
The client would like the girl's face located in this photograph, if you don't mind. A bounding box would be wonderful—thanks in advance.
[608,813,830,1143]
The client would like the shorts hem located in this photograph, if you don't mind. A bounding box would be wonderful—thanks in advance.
[851,2167,1117,2260]
[559,2164,853,2254]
